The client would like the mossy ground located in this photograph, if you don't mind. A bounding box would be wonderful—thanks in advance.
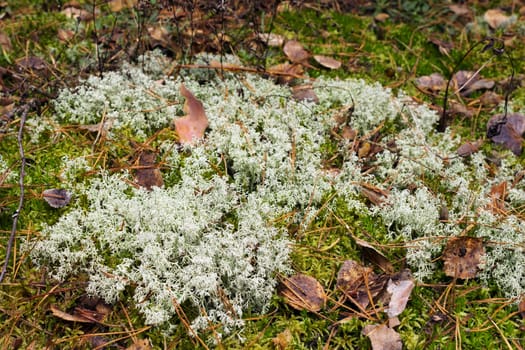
[0,1,524,349]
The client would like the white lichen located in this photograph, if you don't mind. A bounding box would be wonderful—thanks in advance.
[27,51,525,339]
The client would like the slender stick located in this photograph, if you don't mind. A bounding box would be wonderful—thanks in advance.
[0,105,28,283]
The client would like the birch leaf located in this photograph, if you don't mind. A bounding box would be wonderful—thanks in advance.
[174,84,209,145]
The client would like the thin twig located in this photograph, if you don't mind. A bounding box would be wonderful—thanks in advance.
[0,105,28,283]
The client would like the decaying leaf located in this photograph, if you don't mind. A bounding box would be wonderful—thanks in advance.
[109,0,137,12]
[488,181,507,213]
[363,324,402,350]
[457,140,483,157]
[359,183,389,206]
[428,37,453,57]
[257,32,285,47]
[280,274,326,312]
[479,91,502,106]
[126,339,152,350]
[415,73,446,91]
[519,297,525,319]
[385,270,414,318]
[272,328,292,350]
[374,13,389,22]
[449,4,471,17]
[16,56,47,71]
[78,120,113,137]
[313,55,341,69]
[174,84,209,145]
[147,25,171,48]
[336,260,385,308]
[355,237,394,273]
[0,32,11,52]
[484,9,511,29]
[61,6,93,21]
[57,28,75,42]
[50,305,94,323]
[134,150,164,190]
[487,113,525,156]
[292,84,319,103]
[442,236,485,279]
[453,70,494,96]
[341,126,357,140]
[43,189,72,208]
[283,40,310,64]
[267,62,304,85]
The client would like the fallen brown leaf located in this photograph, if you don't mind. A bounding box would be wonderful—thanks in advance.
[126,339,152,350]
[355,237,393,273]
[109,0,137,12]
[374,13,389,22]
[449,4,471,17]
[174,84,209,145]
[280,274,326,312]
[313,55,341,69]
[442,236,485,279]
[272,328,292,350]
[457,140,483,157]
[337,260,383,308]
[292,84,319,103]
[57,29,75,42]
[43,189,72,208]
[484,9,511,29]
[488,113,525,155]
[385,270,414,318]
[50,305,93,323]
[0,32,11,52]
[61,6,93,21]
[363,324,402,350]
[267,62,304,85]
[257,32,285,47]
[134,150,164,190]
[283,40,310,64]
[488,181,507,213]
[519,296,525,319]
[415,73,446,91]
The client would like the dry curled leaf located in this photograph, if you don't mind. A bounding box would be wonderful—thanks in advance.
[134,150,164,190]
[292,84,319,103]
[488,113,525,156]
[174,84,209,145]
[280,274,326,312]
[61,6,93,21]
[355,237,393,273]
[283,40,310,64]
[313,55,341,69]
[453,70,494,96]
[126,339,152,350]
[267,62,304,85]
[257,32,285,47]
[488,181,507,213]
[109,0,137,12]
[519,297,525,319]
[336,260,384,308]
[385,270,414,318]
[415,73,445,91]
[484,9,511,29]
[272,328,292,350]
[43,189,72,208]
[363,324,402,350]
[457,140,483,157]
[442,236,485,279]
[0,32,11,52]
[50,305,94,323]
[57,28,75,42]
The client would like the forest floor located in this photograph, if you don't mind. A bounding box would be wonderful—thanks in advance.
[1,1,525,349]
